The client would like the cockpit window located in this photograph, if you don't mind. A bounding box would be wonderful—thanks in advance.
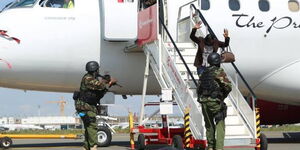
[288,0,299,12]
[229,0,240,11]
[39,0,74,8]
[201,0,210,10]
[0,1,15,12]
[10,0,37,8]
[259,0,270,12]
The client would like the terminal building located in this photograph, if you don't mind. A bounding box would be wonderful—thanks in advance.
[21,116,82,130]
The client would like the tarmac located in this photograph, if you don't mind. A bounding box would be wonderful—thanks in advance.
[4,131,300,150]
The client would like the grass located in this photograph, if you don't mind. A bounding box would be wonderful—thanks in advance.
[261,125,300,132]
[113,127,130,134]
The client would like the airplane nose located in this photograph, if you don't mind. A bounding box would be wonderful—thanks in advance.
[253,60,300,105]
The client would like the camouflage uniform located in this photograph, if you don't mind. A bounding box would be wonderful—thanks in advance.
[198,66,232,150]
[75,73,108,150]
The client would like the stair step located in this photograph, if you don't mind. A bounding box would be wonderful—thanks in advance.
[226,115,244,125]
[227,107,238,116]
[226,134,252,138]
[224,138,255,147]
[172,55,195,64]
[165,42,196,49]
[175,63,196,69]
[174,60,195,65]
[169,48,198,56]
[186,81,198,89]
[179,72,197,79]
[225,125,249,135]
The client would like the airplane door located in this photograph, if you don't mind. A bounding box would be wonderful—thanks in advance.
[101,0,138,41]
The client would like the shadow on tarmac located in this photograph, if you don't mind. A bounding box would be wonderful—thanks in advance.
[11,141,177,150]
[12,142,81,148]
[268,132,300,143]
[12,141,129,148]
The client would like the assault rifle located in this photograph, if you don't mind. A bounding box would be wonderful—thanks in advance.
[97,74,122,88]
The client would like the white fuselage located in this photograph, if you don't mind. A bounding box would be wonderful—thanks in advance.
[0,0,300,105]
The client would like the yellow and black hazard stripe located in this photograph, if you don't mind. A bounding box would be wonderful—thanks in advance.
[184,108,192,148]
[256,108,261,149]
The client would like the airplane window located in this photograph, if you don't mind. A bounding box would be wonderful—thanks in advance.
[288,0,299,12]
[229,0,240,11]
[10,0,37,8]
[259,0,270,12]
[201,0,210,10]
[39,0,46,6]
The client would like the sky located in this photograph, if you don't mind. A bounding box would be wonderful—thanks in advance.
[0,0,181,118]
[0,87,180,118]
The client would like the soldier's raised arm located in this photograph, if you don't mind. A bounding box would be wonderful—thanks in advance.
[82,61,110,91]
[84,75,108,90]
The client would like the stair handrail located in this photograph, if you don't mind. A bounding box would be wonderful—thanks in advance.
[159,16,198,87]
[190,4,257,108]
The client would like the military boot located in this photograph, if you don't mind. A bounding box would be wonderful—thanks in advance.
[90,145,97,150]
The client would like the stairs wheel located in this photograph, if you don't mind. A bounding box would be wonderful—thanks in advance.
[260,133,268,150]
[191,145,205,150]
[193,146,205,150]
[1,137,12,149]
[137,134,146,150]
[171,135,184,150]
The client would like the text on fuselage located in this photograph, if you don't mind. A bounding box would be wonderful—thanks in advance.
[232,14,300,34]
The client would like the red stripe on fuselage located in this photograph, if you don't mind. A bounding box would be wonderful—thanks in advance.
[258,99,300,125]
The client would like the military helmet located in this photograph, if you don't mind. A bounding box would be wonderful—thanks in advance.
[207,52,221,65]
[86,61,99,72]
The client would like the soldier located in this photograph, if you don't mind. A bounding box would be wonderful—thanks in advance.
[74,61,117,150]
[197,53,232,150]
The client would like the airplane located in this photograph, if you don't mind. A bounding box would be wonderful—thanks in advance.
[0,124,43,130]
[0,0,300,133]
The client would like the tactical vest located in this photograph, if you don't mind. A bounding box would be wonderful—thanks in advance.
[79,74,107,105]
[198,67,221,98]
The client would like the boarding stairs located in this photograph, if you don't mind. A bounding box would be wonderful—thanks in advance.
[141,4,258,148]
